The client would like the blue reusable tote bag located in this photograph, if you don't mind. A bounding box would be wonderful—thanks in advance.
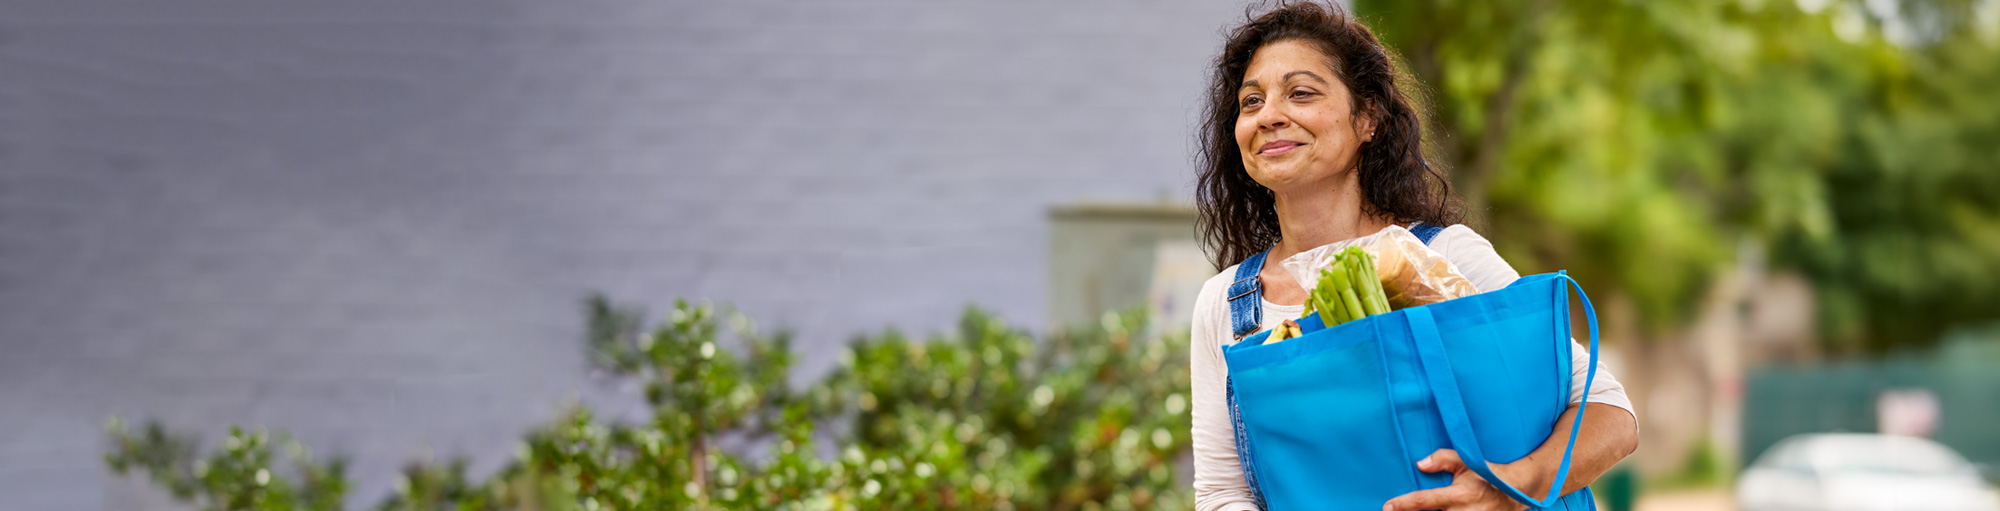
[1221,271,1601,510]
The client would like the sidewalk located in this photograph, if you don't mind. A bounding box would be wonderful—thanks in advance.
[1634,489,1734,511]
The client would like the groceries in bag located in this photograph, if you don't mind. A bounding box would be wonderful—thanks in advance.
[1266,319,1304,343]
[1278,225,1479,314]
[1301,246,1390,327]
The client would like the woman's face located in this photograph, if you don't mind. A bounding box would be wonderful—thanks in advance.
[1235,40,1372,193]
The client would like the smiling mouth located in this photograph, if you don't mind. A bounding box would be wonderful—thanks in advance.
[1260,141,1305,156]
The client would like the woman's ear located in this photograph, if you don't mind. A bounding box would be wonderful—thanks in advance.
[1355,100,1382,143]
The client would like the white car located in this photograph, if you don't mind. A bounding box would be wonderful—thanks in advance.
[1738,433,1999,511]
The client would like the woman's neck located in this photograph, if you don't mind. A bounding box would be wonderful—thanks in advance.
[1267,177,1391,265]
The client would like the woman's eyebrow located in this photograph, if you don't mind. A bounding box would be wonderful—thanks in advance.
[1241,70,1329,92]
[1284,70,1328,84]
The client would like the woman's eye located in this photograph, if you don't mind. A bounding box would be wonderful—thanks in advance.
[1240,96,1263,108]
[1290,89,1317,99]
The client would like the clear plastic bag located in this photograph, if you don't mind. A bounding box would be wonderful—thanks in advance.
[1278,225,1479,310]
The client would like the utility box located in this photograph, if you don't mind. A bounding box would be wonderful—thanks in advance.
[1046,202,1211,332]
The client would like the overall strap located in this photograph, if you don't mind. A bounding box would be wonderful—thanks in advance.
[1223,248,1274,508]
[1409,221,1446,245]
[1226,249,1270,340]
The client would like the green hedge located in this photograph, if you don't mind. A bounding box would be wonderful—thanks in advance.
[106,297,1193,511]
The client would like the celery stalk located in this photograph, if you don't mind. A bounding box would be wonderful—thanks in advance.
[1352,250,1389,316]
[1325,262,1354,323]
[1339,288,1366,322]
[1310,274,1339,325]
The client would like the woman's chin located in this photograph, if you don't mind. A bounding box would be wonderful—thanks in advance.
[1250,165,1331,190]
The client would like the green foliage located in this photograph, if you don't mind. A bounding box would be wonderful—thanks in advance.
[105,421,348,511]
[812,309,1192,510]
[1359,0,2000,350]
[107,298,1194,510]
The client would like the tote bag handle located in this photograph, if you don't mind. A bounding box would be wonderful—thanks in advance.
[1404,273,1600,508]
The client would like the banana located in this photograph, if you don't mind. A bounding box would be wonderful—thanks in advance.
[1267,319,1303,344]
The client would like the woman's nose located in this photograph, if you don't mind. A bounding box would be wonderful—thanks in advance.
[1257,108,1290,130]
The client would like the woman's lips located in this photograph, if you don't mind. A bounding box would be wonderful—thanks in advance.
[1260,140,1304,156]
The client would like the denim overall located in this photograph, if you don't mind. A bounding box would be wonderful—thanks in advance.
[1224,222,1446,510]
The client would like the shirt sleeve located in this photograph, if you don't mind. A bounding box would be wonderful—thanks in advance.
[1431,225,1637,417]
[1190,269,1263,511]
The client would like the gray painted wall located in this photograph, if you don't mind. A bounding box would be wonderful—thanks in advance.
[0,1,1243,509]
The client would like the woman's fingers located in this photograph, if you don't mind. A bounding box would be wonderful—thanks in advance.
[1417,448,1465,473]
[1385,464,1527,511]
[1382,484,1473,511]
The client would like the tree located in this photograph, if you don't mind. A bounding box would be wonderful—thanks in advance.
[1359,0,2000,353]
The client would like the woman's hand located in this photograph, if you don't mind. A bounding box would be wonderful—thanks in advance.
[1380,449,1540,511]
[1386,404,1639,511]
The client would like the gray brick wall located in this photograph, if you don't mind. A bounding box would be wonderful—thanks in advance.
[0,1,1244,509]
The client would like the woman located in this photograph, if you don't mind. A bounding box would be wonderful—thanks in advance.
[1188,3,1640,511]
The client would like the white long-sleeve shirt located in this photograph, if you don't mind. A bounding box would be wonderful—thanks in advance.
[1189,224,1636,511]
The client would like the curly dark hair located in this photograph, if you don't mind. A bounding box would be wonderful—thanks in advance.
[1195,0,1464,270]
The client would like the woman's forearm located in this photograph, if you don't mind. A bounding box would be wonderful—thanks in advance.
[1499,404,1639,498]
